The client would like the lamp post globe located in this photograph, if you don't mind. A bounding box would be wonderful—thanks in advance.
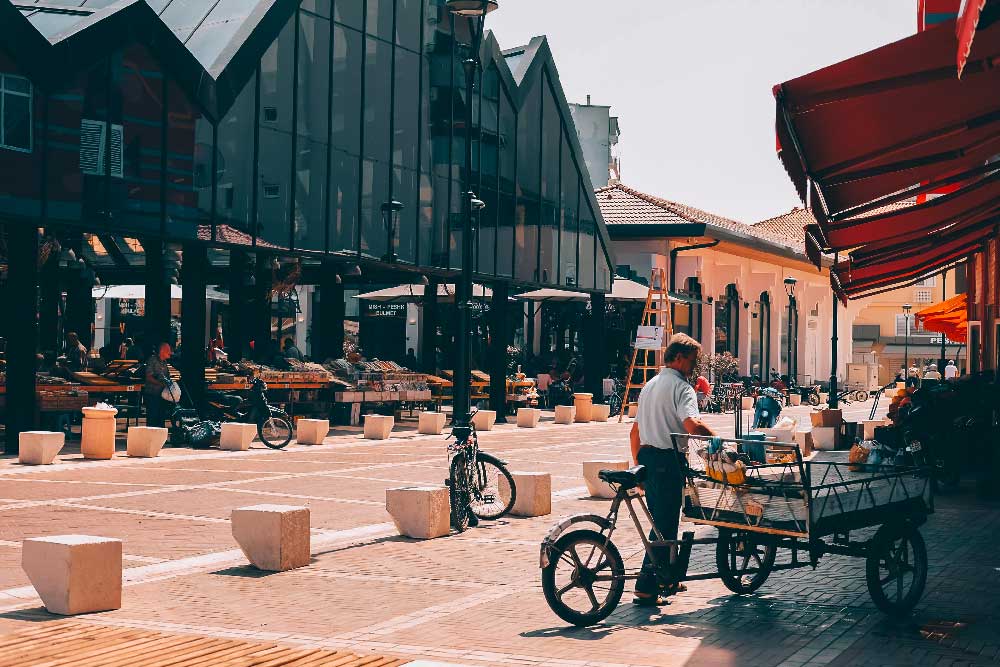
[446,0,498,16]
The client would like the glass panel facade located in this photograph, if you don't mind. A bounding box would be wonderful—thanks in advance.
[0,0,615,289]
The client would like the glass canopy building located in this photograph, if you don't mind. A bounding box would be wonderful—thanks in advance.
[0,0,613,290]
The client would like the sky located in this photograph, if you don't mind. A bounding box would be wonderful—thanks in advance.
[486,0,916,224]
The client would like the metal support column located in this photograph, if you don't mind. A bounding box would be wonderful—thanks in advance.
[180,243,207,409]
[4,225,39,453]
[488,282,509,421]
[586,292,607,403]
[144,239,172,348]
[420,279,439,373]
[829,252,839,409]
[228,249,250,361]
[318,261,345,361]
[253,253,273,361]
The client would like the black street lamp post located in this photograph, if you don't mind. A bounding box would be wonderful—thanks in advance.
[903,303,912,373]
[381,199,403,264]
[446,0,497,429]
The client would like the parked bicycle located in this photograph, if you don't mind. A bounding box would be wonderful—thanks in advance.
[445,412,517,532]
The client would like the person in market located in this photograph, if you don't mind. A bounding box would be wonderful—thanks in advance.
[944,359,960,381]
[143,342,173,429]
[65,331,88,371]
[403,347,418,370]
[895,367,906,383]
[693,373,712,412]
[631,333,716,607]
[907,364,921,388]
[282,337,303,361]
[922,364,941,385]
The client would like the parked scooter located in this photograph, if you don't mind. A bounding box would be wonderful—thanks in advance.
[202,378,293,449]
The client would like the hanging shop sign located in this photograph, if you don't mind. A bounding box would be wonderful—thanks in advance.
[635,325,665,350]
[362,302,406,318]
[118,299,144,317]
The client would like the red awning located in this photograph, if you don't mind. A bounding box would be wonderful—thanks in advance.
[774,14,1000,300]
[775,18,1000,219]
[958,1,989,77]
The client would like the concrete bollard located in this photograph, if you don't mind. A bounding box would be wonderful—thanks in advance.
[554,405,575,425]
[363,415,394,440]
[18,431,65,465]
[500,472,551,517]
[789,393,802,406]
[418,411,447,435]
[741,396,755,411]
[385,487,450,539]
[126,427,168,458]
[516,407,541,428]
[591,404,611,422]
[220,422,257,451]
[573,393,594,422]
[583,460,629,499]
[812,427,838,451]
[863,419,886,441]
[231,505,310,571]
[471,410,497,432]
[296,419,329,445]
[627,403,638,418]
[81,406,118,460]
[21,535,122,615]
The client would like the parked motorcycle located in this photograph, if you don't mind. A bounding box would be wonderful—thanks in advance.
[753,387,783,428]
[201,378,293,449]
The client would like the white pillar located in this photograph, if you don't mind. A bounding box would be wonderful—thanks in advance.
[405,303,419,359]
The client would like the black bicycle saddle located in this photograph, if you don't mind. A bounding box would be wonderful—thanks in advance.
[598,465,646,490]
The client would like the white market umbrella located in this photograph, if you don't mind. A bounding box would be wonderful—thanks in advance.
[516,277,682,303]
[93,285,229,302]
[353,283,492,302]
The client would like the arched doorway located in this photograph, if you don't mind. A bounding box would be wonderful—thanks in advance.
[714,283,740,357]
[751,291,770,380]
[781,294,799,382]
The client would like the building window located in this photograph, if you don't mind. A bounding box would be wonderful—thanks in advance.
[0,73,32,152]
[79,119,124,177]
[915,289,932,303]
[895,315,924,336]
[914,276,936,287]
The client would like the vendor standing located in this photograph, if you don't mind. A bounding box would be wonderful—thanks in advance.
[632,333,716,606]
[143,342,173,428]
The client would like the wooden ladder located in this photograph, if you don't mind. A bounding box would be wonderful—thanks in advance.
[618,268,673,422]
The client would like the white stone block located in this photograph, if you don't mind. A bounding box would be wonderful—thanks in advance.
[500,472,551,517]
[789,393,802,406]
[81,406,118,460]
[573,393,594,422]
[363,415,394,440]
[21,535,122,615]
[758,428,795,444]
[220,422,257,451]
[471,410,496,432]
[819,392,830,404]
[554,405,575,425]
[18,431,64,465]
[126,427,167,458]
[591,403,611,422]
[741,396,755,410]
[385,486,450,539]
[516,407,541,428]
[863,419,886,441]
[583,460,629,499]
[231,505,310,571]
[296,419,329,445]
[812,427,838,451]
[418,411,447,435]
[794,430,814,456]
[627,403,638,418]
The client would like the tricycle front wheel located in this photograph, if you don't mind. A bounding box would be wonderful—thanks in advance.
[716,529,777,594]
[542,529,625,627]
[866,522,927,616]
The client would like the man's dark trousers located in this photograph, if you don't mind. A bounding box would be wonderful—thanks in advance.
[634,445,684,596]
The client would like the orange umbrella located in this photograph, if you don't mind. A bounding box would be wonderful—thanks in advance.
[916,293,968,343]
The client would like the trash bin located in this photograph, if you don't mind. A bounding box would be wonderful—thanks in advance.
[573,393,594,422]
[81,405,118,459]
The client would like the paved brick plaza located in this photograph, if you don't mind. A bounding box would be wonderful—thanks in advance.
[1,402,999,666]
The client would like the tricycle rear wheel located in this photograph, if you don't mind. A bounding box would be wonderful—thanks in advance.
[542,529,625,627]
[866,522,927,616]
[716,529,777,594]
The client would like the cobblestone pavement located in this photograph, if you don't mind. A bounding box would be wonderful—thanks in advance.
[1,400,999,666]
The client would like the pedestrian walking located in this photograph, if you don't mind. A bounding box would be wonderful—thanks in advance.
[632,333,716,607]
[944,360,959,380]
[143,342,173,428]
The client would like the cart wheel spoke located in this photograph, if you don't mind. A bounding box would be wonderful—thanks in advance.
[556,579,580,599]
[582,582,600,611]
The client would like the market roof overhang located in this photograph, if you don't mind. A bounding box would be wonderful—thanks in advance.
[774,13,1000,300]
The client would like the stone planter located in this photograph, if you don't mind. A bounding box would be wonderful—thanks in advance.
[22,535,122,615]
[516,407,541,428]
[385,487,450,539]
[627,403,638,418]
[583,460,629,499]
[18,431,64,465]
[126,427,167,458]
[81,406,118,460]
[471,410,496,432]
[789,393,802,406]
[418,411,447,435]
[231,505,310,571]
[554,405,575,424]
[296,419,329,445]
[220,422,257,451]
[573,393,594,422]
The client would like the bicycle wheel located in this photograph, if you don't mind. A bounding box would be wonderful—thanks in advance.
[448,453,472,532]
[854,390,869,402]
[469,452,516,520]
[258,416,292,449]
[866,522,927,616]
[716,529,776,594]
[541,529,625,627]
[807,393,821,406]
